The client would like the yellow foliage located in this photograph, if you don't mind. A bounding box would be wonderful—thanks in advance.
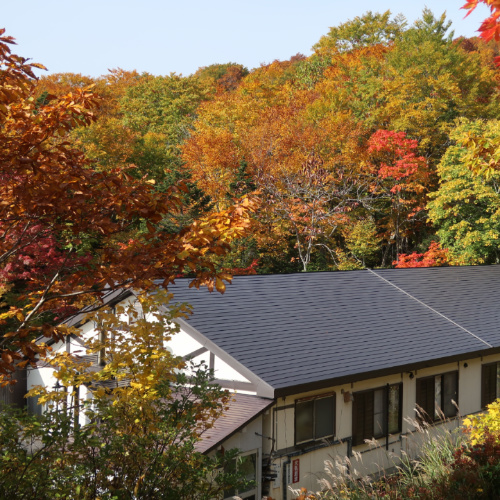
[463,399,500,445]
[344,219,381,266]
[26,290,190,431]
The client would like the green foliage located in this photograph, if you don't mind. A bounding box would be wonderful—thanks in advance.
[119,74,208,182]
[408,8,454,44]
[0,373,242,499]
[428,119,500,265]
[121,74,207,138]
[194,63,249,91]
[0,369,241,500]
[344,219,381,267]
[313,10,407,52]
[294,54,332,88]
[313,9,499,167]
[380,9,499,160]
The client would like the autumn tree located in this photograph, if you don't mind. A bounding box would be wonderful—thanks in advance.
[183,66,389,271]
[36,71,211,202]
[427,119,500,265]
[32,7,493,277]
[394,241,450,268]
[55,69,144,174]
[258,153,357,272]
[0,30,255,379]
[313,10,407,52]
[0,293,246,499]
[194,62,249,92]
[367,129,429,265]
[343,218,381,268]
[381,10,498,162]
[312,9,499,170]
[34,69,142,134]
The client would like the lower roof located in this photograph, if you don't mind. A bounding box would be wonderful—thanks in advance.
[196,392,273,454]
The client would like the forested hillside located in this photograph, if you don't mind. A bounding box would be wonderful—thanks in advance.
[34,9,500,274]
[1,4,500,498]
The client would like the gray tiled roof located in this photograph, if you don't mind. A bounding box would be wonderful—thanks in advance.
[169,266,500,396]
[375,266,500,347]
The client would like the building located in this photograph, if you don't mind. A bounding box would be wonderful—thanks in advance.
[11,266,500,499]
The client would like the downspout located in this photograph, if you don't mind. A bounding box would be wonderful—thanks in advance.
[282,457,290,500]
[386,383,390,451]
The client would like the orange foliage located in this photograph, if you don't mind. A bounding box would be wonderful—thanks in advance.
[0,31,255,378]
[394,241,450,268]
[182,54,381,269]
[35,68,141,117]
[182,126,240,204]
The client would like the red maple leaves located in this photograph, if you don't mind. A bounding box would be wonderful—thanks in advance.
[394,241,450,268]
[368,130,426,189]
[463,0,500,64]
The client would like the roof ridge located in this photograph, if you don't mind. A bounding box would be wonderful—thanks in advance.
[367,268,493,349]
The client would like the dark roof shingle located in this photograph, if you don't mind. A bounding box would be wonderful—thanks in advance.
[169,266,500,395]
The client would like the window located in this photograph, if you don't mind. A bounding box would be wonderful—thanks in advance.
[224,450,258,500]
[481,362,500,408]
[295,393,335,445]
[27,394,43,416]
[416,371,458,422]
[352,384,402,446]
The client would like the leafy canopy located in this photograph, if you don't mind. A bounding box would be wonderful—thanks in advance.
[0,31,255,379]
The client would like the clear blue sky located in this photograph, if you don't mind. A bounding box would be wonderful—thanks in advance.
[2,1,491,78]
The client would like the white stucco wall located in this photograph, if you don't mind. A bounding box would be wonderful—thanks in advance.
[219,414,263,454]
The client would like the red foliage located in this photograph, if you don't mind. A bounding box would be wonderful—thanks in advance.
[463,1,500,64]
[228,259,259,276]
[440,431,500,498]
[368,130,426,188]
[394,241,450,268]
[0,225,89,284]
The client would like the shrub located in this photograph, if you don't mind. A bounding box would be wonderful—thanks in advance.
[462,399,500,445]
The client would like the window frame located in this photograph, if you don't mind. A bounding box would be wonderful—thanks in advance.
[27,394,44,416]
[415,371,458,423]
[223,449,259,500]
[352,383,402,447]
[294,392,336,446]
[481,361,500,408]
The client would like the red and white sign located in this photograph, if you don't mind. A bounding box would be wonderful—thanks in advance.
[292,458,300,483]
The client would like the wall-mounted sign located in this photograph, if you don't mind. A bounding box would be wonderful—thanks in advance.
[292,458,300,483]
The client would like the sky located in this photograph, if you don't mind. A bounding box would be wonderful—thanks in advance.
[2,1,492,78]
